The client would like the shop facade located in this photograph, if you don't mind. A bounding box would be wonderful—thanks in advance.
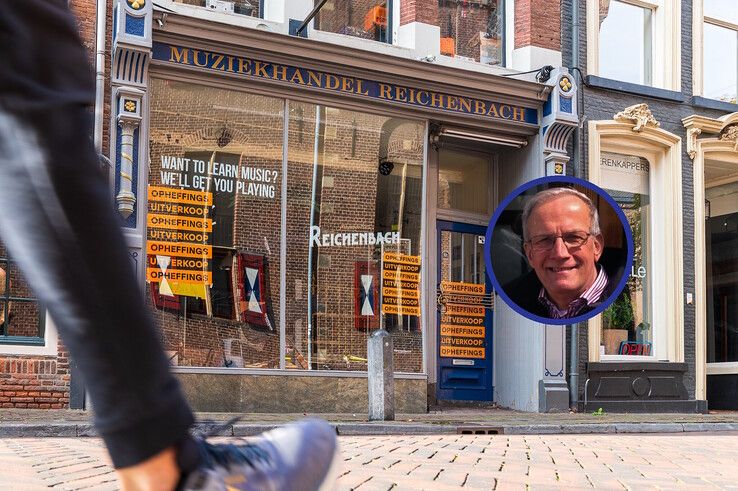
[566,0,738,412]
[101,0,579,413]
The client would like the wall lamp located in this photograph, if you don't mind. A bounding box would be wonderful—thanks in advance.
[437,128,529,148]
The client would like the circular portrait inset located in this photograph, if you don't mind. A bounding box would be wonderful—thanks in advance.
[484,176,633,325]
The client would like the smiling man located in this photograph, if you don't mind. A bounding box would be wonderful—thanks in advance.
[505,187,617,320]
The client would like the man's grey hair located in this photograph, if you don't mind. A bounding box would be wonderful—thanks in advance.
[521,187,601,241]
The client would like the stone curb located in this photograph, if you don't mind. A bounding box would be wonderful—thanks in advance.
[1,421,737,438]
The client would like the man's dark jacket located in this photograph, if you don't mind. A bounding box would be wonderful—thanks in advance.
[503,262,621,319]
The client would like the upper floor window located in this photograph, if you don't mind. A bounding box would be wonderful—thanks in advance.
[702,0,738,103]
[172,0,261,18]
[437,0,504,65]
[589,0,680,90]
[598,0,653,85]
[314,0,391,43]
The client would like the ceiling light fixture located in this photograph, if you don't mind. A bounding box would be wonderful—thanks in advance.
[439,128,529,148]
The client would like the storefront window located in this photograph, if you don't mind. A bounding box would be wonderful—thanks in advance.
[599,152,652,356]
[148,79,426,372]
[0,243,44,345]
[314,0,390,43]
[148,79,283,368]
[705,178,738,363]
[437,147,489,214]
[172,0,261,18]
[598,0,653,86]
[438,0,504,64]
[286,102,425,372]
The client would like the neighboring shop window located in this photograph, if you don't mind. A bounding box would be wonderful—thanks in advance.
[147,79,282,368]
[286,102,425,373]
[171,0,261,18]
[599,152,652,357]
[437,0,505,64]
[314,0,391,43]
[0,244,44,345]
[702,0,738,103]
[705,178,738,363]
[598,0,653,86]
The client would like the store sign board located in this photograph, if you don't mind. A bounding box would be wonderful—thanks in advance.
[146,185,213,296]
[440,281,487,360]
[152,42,539,125]
[440,346,485,359]
[382,304,420,316]
[381,251,421,317]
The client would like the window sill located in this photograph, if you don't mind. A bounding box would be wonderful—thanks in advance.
[692,96,738,113]
[585,76,685,102]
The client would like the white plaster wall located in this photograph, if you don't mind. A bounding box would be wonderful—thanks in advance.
[492,136,546,411]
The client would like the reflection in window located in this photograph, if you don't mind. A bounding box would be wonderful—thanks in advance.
[600,153,652,356]
[438,0,504,64]
[286,103,425,372]
[437,147,489,214]
[598,0,653,85]
[314,0,390,42]
[148,79,282,368]
[705,180,738,363]
[0,243,44,344]
[703,14,738,103]
[171,0,260,18]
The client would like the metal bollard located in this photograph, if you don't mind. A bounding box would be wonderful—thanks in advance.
[367,329,395,421]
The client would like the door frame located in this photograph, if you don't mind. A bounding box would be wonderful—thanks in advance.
[424,140,497,388]
[435,219,493,401]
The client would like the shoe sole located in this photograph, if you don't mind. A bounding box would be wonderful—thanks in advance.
[318,443,342,491]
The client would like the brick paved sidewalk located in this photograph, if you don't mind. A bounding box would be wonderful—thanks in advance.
[2,432,738,490]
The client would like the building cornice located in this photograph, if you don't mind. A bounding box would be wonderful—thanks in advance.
[152,11,551,109]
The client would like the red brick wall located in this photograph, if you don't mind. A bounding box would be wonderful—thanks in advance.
[401,0,439,26]
[0,349,70,409]
[0,1,106,410]
[515,0,561,51]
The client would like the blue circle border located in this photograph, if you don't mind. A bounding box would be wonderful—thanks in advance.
[484,176,635,326]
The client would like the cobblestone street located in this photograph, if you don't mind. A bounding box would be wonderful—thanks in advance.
[2,432,738,490]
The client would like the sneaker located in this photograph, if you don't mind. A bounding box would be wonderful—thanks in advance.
[177,418,340,491]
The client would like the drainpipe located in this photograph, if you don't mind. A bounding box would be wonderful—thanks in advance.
[568,0,581,410]
[94,0,107,159]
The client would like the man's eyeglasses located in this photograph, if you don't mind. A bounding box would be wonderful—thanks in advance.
[527,231,592,252]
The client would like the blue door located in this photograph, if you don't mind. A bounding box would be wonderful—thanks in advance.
[436,220,493,402]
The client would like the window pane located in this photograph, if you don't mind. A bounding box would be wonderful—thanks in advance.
[148,79,283,368]
[0,243,43,341]
[705,0,738,25]
[437,148,489,214]
[705,179,738,363]
[438,0,505,64]
[314,0,390,43]
[600,153,652,357]
[171,0,260,18]
[703,23,738,103]
[286,103,425,372]
[599,0,653,85]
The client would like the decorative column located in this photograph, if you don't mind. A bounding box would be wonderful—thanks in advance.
[111,0,153,281]
[539,68,579,412]
[542,68,578,177]
[115,89,144,218]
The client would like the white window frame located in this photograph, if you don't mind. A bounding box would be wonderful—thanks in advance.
[587,118,684,363]
[693,0,738,100]
[587,0,681,91]
[684,112,738,400]
[0,314,59,356]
